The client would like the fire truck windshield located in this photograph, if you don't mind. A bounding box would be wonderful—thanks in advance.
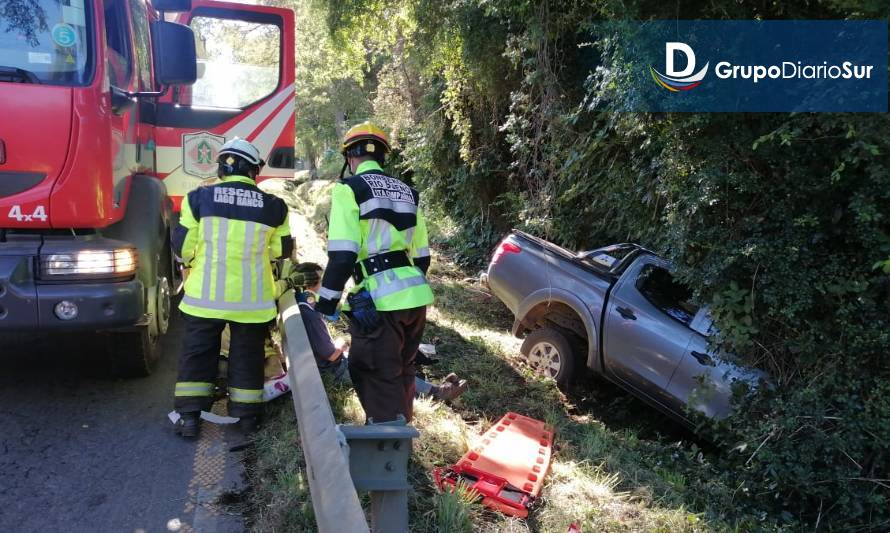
[0,0,92,85]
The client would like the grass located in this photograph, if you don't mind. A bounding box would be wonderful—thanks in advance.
[433,481,481,533]
[246,403,317,532]
[244,180,768,532]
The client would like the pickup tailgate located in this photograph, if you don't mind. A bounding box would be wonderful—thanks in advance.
[485,233,548,316]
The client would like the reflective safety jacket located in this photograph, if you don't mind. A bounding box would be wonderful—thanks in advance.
[173,175,292,323]
[315,161,434,315]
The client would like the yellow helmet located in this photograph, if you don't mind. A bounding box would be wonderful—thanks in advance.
[341,121,391,155]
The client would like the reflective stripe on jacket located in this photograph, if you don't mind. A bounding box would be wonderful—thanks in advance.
[316,161,433,315]
[174,175,292,323]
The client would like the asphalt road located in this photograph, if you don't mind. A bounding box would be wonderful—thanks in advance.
[0,314,219,533]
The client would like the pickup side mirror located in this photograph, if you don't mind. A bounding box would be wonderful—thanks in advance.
[151,21,197,86]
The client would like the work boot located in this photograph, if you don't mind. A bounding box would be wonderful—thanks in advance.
[443,373,460,384]
[175,412,200,439]
[229,416,261,452]
[432,379,469,402]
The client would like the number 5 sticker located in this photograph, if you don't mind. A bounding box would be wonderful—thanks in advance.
[7,205,48,222]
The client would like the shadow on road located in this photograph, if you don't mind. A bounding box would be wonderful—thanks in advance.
[0,331,116,380]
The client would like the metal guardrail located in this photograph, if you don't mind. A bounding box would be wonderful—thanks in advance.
[277,291,418,533]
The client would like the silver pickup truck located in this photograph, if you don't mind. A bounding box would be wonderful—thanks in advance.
[484,230,762,424]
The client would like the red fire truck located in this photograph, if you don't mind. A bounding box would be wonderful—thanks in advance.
[0,0,295,375]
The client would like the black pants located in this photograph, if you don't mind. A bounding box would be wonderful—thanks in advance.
[174,313,267,418]
[348,306,426,423]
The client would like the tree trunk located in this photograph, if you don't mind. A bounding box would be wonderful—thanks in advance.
[303,139,318,172]
[334,110,347,140]
[394,32,420,123]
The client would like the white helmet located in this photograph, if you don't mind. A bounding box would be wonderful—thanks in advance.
[218,137,264,166]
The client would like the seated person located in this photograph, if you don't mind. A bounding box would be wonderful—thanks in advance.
[294,262,468,401]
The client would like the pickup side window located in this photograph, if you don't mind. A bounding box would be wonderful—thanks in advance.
[189,16,281,109]
[103,0,132,88]
[636,265,699,327]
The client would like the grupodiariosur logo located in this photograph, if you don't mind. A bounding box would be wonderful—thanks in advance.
[650,42,709,91]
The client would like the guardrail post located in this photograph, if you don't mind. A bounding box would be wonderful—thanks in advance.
[339,422,419,533]
[370,491,409,533]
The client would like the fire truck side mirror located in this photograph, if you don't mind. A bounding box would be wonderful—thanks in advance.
[153,0,191,11]
[110,86,137,115]
[151,21,198,86]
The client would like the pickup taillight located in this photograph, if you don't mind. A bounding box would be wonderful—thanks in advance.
[491,240,521,264]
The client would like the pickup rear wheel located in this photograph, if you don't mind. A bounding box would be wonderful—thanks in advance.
[521,327,576,389]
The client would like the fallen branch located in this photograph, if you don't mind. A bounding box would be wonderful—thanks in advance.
[746,428,777,466]
[814,498,823,531]
[839,449,862,471]
[847,478,890,490]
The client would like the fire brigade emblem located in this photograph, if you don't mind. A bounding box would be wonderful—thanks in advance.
[182,131,226,178]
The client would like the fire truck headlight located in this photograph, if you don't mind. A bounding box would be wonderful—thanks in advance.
[41,248,138,280]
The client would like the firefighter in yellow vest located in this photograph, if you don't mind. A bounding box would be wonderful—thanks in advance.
[172,138,295,439]
[315,122,434,423]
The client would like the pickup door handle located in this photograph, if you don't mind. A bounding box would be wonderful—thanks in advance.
[690,350,714,366]
[615,306,636,320]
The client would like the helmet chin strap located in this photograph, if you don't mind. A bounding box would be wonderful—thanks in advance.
[339,158,350,180]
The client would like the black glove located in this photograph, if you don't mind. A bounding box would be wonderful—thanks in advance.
[285,264,321,291]
[296,266,321,288]
[284,271,306,291]
[346,289,380,334]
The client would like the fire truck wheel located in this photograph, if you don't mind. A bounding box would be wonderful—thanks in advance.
[109,326,160,378]
[110,253,170,378]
